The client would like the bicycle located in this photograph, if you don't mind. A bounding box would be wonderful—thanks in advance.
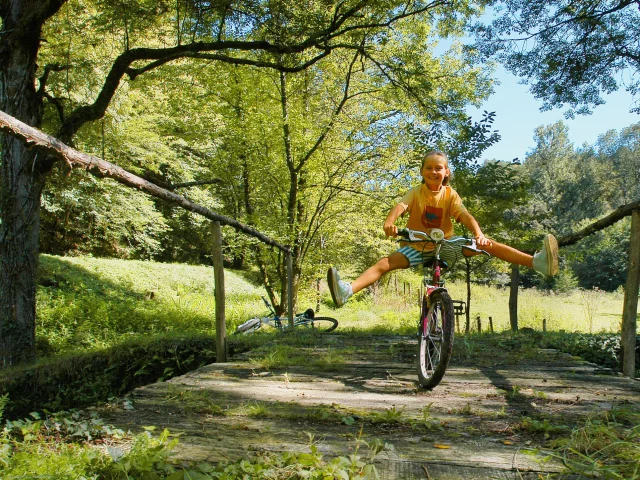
[397,227,489,389]
[235,296,338,335]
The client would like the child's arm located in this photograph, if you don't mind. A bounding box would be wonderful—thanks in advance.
[457,211,492,247]
[383,203,406,237]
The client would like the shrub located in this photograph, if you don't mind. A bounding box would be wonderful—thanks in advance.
[541,332,640,373]
[0,334,223,419]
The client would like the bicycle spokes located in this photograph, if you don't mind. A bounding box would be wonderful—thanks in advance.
[417,292,454,389]
[423,306,443,369]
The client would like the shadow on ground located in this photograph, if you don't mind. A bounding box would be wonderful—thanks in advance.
[99,333,640,480]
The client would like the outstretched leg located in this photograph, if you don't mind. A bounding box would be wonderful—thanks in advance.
[469,234,558,276]
[351,252,410,294]
[480,240,533,268]
[328,251,410,307]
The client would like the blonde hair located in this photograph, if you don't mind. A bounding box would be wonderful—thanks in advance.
[421,150,451,185]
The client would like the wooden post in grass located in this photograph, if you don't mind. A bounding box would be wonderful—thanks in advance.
[476,315,482,333]
[287,250,294,329]
[509,265,520,331]
[621,209,640,378]
[212,221,227,363]
[489,316,494,333]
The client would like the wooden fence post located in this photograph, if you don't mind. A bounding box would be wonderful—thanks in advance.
[622,209,640,378]
[287,250,294,329]
[509,265,520,332]
[465,259,471,335]
[489,316,494,333]
[476,315,482,333]
[543,318,547,332]
[212,221,226,363]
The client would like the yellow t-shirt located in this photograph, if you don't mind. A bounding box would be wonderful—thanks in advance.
[398,185,467,251]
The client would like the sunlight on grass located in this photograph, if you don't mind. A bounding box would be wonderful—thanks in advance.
[35,254,636,357]
[314,272,633,335]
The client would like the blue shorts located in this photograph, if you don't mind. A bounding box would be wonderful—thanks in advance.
[397,236,472,267]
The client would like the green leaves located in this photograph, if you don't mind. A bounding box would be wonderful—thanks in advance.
[472,0,640,116]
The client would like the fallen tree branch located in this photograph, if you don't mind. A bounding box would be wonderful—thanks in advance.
[0,109,289,253]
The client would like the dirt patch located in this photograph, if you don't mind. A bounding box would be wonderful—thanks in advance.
[98,333,640,479]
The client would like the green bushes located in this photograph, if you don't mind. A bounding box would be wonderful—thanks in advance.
[0,334,219,420]
[0,408,382,479]
[541,332,640,373]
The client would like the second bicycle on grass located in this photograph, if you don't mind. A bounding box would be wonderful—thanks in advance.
[398,227,490,389]
[235,296,338,335]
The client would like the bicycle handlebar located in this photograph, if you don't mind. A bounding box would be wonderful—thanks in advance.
[397,228,443,243]
[397,228,491,256]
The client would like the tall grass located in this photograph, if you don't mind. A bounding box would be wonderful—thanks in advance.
[35,254,635,358]
[320,269,633,335]
[36,255,265,355]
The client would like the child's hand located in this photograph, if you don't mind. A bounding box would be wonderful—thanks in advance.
[475,234,492,247]
[383,223,398,237]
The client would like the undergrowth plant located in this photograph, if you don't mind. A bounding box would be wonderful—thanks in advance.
[0,407,384,480]
[548,407,640,479]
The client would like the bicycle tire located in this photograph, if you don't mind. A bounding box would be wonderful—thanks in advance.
[417,291,455,389]
[294,316,338,332]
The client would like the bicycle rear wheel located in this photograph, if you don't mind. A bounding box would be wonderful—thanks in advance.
[417,291,455,389]
[294,316,338,332]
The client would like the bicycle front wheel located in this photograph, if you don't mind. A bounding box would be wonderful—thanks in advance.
[417,291,455,389]
[294,316,338,332]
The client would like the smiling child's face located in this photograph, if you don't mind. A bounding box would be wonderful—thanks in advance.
[421,154,450,191]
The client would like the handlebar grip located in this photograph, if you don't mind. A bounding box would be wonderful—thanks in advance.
[397,228,410,239]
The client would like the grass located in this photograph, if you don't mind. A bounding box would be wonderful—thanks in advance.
[546,407,640,478]
[35,253,636,360]
[36,254,264,355]
[247,343,346,371]
[326,268,634,335]
[29,253,638,384]
[0,402,384,479]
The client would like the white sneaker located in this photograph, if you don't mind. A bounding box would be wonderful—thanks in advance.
[327,267,353,307]
[532,234,559,276]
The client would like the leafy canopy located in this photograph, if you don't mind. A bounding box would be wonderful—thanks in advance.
[472,0,640,117]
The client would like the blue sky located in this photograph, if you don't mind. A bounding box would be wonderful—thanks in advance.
[468,66,640,163]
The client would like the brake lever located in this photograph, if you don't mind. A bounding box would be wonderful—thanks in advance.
[397,228,415,241]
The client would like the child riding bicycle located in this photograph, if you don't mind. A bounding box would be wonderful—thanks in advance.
[328,150,559,307]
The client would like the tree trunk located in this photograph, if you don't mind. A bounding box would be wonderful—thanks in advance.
[0,139,46,366]
[0,1,53,366]
[509,264,520,332]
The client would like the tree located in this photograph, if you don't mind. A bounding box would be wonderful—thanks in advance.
[473,0,640,117]
[523,120,640,291]
[1,0,489,366]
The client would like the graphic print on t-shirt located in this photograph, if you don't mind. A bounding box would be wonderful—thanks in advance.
[421,205,443,229]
